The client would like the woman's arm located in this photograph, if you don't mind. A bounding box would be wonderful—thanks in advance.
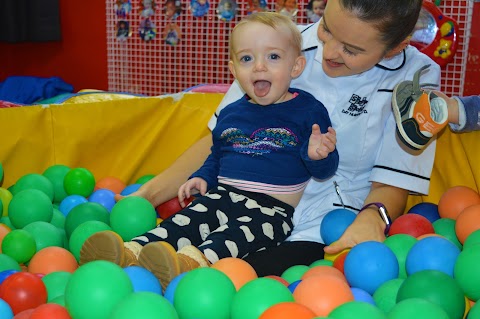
[324,181,409,254]
[120,133,213,207]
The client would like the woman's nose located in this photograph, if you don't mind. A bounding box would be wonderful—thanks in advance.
[322,38,341,60]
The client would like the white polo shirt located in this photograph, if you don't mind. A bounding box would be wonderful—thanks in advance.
[208,21,441,243]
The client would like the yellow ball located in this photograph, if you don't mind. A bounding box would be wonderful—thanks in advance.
[324,245,351,262]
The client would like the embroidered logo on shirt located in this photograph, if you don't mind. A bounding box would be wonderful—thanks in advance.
[220,127,298,155]
[341,94,368,117]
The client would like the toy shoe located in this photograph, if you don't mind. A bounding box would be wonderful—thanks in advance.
[392,64,448,150]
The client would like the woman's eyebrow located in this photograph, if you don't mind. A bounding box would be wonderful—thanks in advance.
[323,16,366,52]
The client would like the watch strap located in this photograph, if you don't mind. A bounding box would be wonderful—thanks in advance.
[359,202,392,235]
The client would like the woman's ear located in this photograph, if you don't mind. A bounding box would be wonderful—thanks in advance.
[291,55,306,78]
[384,37,411,59]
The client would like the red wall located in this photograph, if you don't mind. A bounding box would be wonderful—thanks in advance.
[0,0,478,95]
[0,0,108,92]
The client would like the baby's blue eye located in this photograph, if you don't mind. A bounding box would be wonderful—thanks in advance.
[270,54,280,60]
[240,56,252,62]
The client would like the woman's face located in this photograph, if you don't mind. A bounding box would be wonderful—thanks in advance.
[317,0,390,78]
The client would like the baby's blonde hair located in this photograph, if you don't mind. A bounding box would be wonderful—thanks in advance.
[229,12,303,59]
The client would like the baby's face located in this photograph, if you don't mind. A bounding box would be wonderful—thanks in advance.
[312,0,325,15]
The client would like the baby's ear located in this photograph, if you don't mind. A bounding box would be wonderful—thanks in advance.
[291,56,306,78]
[228,60,237,78]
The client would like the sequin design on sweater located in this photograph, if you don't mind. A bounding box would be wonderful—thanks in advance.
[220,127,298,155]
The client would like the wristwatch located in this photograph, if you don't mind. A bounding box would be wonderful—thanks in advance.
[359,202,392,235]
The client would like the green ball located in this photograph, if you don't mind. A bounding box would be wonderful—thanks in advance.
[1,229,37,264]
[69,221,111,262]
[328,301,386,319]
[469,301,480,319]
[231,277,294,319]
[0,253,22,272]
[281,264,310,284]
[135,174,155,184]
[0,217,15,230]
[63,168,95,197]
[23,221,64,251]
[309,259,333,267]
[397,270,465,319]
[372,278,404,314]
[8,189,53,229]
[13,173,55,202]
[463,229,480,250]
[43,164,71,204]
[453,245,480,301]
[0,187,13,217]
[433,218,463,250]
[50,208,66,229]
[110,196,157,241]
[0,198,2,217]
[111,292,178,319]
[0,161,3,182]
[42,271,72,302]
[49,295,66,306]
[383,234,417,278]
[64,260,133,319]
[388,298,449,319]
[65,202,109,238]
[174,267,236,319]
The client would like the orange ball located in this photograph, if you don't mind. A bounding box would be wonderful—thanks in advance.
[259,302,316,319]
[293,274,354,317]
[13,308,35,319]
[0,223,11,253]
[455,204,480,244]
[332,251,349,274]
[438,186,480,220]
[211,257,258,290]
[30,303,71,319]
[301,265,346,282]
[95,176,126,194]
[28,247,78,275]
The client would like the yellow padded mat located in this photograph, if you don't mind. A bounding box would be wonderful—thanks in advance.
[0,92,479,212]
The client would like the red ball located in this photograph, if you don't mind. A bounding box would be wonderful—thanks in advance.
[388,214,434,238]
[0,272,47,315]
[155,196,194,220]
[264,275,290,287]
[30,303,71,319]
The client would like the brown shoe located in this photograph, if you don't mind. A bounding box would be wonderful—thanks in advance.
[79,230,140,267]
[177,245,211,273]
[138,241,181,291]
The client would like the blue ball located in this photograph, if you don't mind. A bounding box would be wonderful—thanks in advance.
[351,287,376,305]
[407,202,440,223]
[124,266,162,295]
[89,189,116,212]
[344,241,399,295]
[59,194,88,216]
[164,272,187,304]
[0,270,18,285]
[121,184,142,196]
[0,298,14,319]
[405,236,460,277]
[288,279,302,293]
[320,208,356,245]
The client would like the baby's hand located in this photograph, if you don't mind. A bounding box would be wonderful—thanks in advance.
[178,177,207,208]
[307,125,337,160]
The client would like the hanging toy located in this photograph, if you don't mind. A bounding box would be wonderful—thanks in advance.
[246,0,267,15]
[164,23,181,46]
[189,0,210,18]
[141,0,157,18]
[410,0,458,68]
[139,18,157,41]
[306,0,326,23]
[115,0,133,18]
[276,0,298,21]
[116,20,132,41]
[217,0,237,22]
[165,0,182,19]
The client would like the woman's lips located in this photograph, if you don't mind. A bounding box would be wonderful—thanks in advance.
[325,59,343,68]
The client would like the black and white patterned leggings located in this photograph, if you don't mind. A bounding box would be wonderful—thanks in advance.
[131,184,294,264]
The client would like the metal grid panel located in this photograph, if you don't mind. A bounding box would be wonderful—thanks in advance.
[107,0,473,96]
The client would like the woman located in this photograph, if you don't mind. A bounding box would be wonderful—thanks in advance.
[114,0,440,276]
